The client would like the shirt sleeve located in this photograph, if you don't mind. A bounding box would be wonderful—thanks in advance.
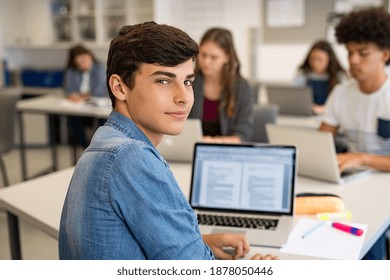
[230,78,254,141]
[109,143,214,260]
[63,69,80,95]
[322,84,342,127]
[90,63,108,98]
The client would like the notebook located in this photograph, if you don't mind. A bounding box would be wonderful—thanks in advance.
[266,85,315,116]
[189,143,297,248]
[157,118,203,162]
[266,124,372,184]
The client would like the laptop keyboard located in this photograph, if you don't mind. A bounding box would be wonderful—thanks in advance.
[197,214,279,230]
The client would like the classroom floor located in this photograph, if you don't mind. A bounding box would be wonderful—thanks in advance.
[0,145,74,260]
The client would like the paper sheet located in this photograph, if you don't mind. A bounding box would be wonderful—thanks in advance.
[60,99,89,108]
[280,218,368,259]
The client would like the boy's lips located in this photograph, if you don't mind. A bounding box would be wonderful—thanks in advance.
[166,111,187,119]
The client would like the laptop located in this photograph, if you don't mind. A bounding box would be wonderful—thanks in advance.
[189,143,297,248]
[157,118,203,162]
[266,124,372,184]
[266,85,315,116]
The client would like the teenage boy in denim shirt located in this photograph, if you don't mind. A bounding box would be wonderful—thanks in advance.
[59,22,278,260]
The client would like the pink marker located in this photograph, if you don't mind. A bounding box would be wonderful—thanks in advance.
[332,222,363,236]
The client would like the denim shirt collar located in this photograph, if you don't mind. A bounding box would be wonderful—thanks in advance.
[106,111,155,148]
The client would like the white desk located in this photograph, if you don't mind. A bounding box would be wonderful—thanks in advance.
[276,114,322,129]
[17,95,111,180]
[1,164,389,260]
[21,87,64,96]
[17,94,111,118]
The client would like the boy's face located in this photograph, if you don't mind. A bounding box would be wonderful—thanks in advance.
[114,59,195,145]
[346,42,389,83]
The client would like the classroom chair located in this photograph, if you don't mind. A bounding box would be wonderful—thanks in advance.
[0,87,21,187]
[249,80,261,103]
[251,104,279,143]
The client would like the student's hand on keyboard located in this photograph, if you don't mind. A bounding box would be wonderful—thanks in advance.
[337,152,365,172]
[203,233,280,260]
[250,253,280,260]
[202,233,250,260]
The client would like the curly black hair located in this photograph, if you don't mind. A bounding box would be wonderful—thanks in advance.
[335,7,390,50]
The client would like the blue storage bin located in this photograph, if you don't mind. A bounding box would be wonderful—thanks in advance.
[2,60,12,86]
[21,69,64,88]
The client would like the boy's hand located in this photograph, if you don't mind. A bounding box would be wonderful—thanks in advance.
[250,253,280,260]
[203,233,279,260]
[203,233,249,259]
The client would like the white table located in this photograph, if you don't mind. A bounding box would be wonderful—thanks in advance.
[21,87,64,97]
[276,114,322,129]
[1,164,389,260]
[17,94,111,118]
[17,95,111,180]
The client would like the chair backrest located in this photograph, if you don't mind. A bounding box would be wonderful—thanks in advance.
[251,104,279,143]
[0,87,22,153]
[249,80,261,103]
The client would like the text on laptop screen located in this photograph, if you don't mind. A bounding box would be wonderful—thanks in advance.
[190,144,296,215]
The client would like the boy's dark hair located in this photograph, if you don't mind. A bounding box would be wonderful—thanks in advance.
[106,21,199,106]
[335,7,390,50]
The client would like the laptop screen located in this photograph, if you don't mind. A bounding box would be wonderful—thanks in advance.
[189,143,296,215]
[266,86,314,116]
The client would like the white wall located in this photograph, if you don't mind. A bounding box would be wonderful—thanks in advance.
[3,47,109,70]
[154,0,261,80]
[257,43,349,84]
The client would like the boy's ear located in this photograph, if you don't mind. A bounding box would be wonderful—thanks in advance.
[383,49,390,64]
[109,74,126,101]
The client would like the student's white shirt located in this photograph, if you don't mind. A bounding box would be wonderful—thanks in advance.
[324,78,390,132]
[323,78,390,154]
[79,71,91,94]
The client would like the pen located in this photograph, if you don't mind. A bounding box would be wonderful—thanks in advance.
[332,222,364,236]
[302,221,326,239]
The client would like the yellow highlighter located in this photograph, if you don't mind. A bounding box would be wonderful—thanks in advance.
[316,211,352,221]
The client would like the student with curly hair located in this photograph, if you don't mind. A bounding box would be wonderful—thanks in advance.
[293,39,348,110]
[320,7,390,259]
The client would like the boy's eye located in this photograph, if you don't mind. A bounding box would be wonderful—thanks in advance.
[184,79,194,86]
[156,79,169,85]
